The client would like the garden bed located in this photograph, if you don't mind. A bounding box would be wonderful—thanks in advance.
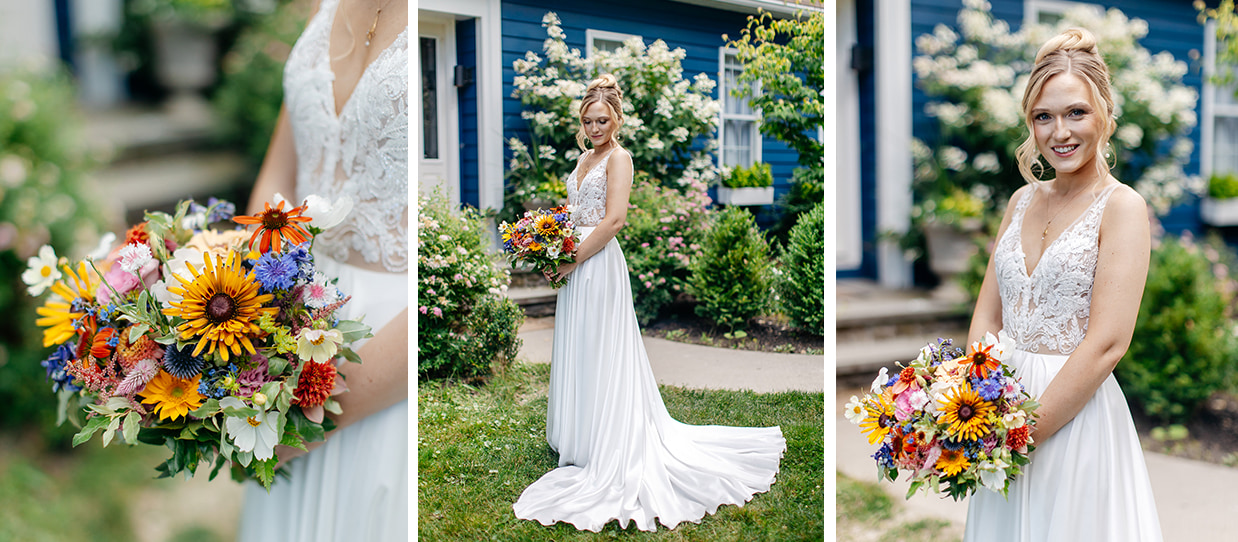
[643,304,823,355]
[1129,391,1238,467]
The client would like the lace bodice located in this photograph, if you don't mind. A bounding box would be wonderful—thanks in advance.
[283,0,408,273]
[994,183,1121,355]
[565,149,617,227]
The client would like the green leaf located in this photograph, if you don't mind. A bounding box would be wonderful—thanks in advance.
[237,450,253,468]
[128,323,150,342]
[335,319,372,343]
[338,347,362,364]
[190,398,222,418]
[322,398,342,416]
[102,416,121,447]
[55,389,74,427]
[73,416,111,447]
[208,454,228,482]
[268,356,289,375]
[253,457,277,490]
[288,408,326,443]
[279,418,308,452]
[122,411,141,446]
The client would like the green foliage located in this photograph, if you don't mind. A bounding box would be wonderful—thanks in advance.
[722,162,773,188]
[212,0,308,165]
[770,166,825,243]
[1200,0,1238,91]
[618,178,713,325]
[1209,172,1238,199]
[0,67,106,436]
[776,203,824,334]
[417,192,523,379]
[726,10,824,171]
[1117,234,1238,423]
[688,207,773,331]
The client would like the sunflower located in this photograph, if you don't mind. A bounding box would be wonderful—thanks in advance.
[35,262,98,347]
[963,341,1001,380]
[232,200,311,253]
[936,448,971,477]
[139,370,204,421]
[162,251,277,362]
[858,392,896,445]
[938,384,995,441]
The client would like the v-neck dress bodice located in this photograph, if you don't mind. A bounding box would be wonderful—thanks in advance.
[565,148,616,227]
[282,0,409,273]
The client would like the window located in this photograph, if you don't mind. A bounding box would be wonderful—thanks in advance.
[1024,0,1102,26]
[420,36,439,160]
[1204,20,1238,177]
[718,48,761,168]
[586,29,641,57]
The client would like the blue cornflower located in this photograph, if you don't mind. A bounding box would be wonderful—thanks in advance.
[976,374,1004,401]
[886,373,900,388]
[253,251,298,293]
[163,344,206,379]
[873,443,895,468]
[205,197,235,223]
[41,343,81,393]
[197,363,239,399]
[284,242,314,281]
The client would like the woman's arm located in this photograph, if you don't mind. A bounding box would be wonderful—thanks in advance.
[247,105,298,213]
[1028,185,1150,442]
[967,185,1028,345]
[551,149,634,277]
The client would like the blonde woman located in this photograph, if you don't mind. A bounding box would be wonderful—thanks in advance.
[512,74,785,532]
[964,28,1161,541]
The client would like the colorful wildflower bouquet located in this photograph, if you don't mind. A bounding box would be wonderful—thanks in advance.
[23,195,369,490]
[499,206,579,287]
[844,332,1040,500]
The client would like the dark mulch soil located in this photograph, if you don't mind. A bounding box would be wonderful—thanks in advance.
[1129,391,1238,466]
[643,304,823,355]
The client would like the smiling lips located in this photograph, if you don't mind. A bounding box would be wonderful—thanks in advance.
[1051,144,1079,156]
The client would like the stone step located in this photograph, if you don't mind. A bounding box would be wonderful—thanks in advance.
[91,150,249,224]
[82,105,217,163]
[506,285,558,317]
[835,327,970,378]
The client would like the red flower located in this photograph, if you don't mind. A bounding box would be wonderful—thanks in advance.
[292,360,338,408]
[966,342,1001,380]
[1007,425,1031,450]
[124,222,150,248]
[90,327,117,360]
[233,201,312,253]
[562,237,575,253]
[892,366,917,394]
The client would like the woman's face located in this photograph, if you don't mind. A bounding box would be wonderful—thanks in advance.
[581,101,618,147]
[1030,72,1104,179]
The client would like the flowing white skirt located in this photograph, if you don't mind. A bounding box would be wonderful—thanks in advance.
[512,226,786,532]
[965,347,1162,541]
[237,255,408,542]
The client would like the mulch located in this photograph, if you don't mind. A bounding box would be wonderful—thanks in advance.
[643,307,823,355]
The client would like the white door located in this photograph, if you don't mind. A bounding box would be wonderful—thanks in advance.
[417,14,459,205]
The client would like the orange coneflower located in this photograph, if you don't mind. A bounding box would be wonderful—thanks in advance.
[963,341,1001,380]
[233,200,312,253]
[161,251,277,362]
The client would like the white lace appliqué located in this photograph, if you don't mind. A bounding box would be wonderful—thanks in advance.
[566,149,617,227]
[283,0,408,273]
[994,184,1120,355]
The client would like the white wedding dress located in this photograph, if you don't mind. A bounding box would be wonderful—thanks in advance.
[237,1,408,540]
[511,148,787,532]
[965,183,1161,541]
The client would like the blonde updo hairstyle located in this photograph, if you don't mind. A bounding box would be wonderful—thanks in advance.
[576,74,625,151]
[1015,28,1117,184]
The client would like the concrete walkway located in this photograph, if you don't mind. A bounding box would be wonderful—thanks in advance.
[834,388,1238,539]
[517,317,824,394]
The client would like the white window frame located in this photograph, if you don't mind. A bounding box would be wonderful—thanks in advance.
[1203,20,1238,178]
[586,29,641,57]
[837,0,862,271]
[1024,0,1102,26]
[717,46,762,170]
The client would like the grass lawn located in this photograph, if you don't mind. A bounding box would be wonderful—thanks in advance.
[418,362,825,540]
[835,472,959,542]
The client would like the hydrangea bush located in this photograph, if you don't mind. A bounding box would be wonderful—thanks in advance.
[502,12,721,223]
[912,0,1200,226]
[619,172,712,325]
[417,192,523,379]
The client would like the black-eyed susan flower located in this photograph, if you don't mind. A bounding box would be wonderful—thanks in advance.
[233,200,311,253]
[162,251,277,362]
[35,261,98,347]
[138,370,204,421]
[858,392,896,445]
[938,384,995,442]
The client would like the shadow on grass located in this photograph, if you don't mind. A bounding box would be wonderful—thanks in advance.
[418,362,825,541]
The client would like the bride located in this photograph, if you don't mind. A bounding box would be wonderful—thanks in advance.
[964,28,1160,541]
[511,74,786,532]
[236,1,408,540]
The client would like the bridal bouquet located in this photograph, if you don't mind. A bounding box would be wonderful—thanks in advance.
[23,195,369,490]
[845,333,1040,500]
[499,206,579,288]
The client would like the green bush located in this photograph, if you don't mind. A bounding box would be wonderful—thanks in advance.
[417,193,523,379]
[0,67,106,437]
[776,202,824,334]
[1209,172,1238,199]
[687,206,772,331]
[722,162,773,188]
[618,175,712,325]
[1117,234,1238,423]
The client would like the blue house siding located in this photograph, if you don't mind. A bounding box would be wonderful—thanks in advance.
[458,18,481,209]
[499,0,803,211]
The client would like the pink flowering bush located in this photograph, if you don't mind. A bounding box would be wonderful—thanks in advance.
[618,172,714,325]
[417,192,523,379]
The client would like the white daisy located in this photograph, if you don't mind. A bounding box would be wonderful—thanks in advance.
[21,245,61,296]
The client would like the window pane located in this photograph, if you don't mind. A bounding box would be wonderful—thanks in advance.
[1216,81,1238,107]
[1216,116,1238,175]
[723,54,753,116]
[593,39,625,54]
[723,119,752,167]
[421,37,439,160]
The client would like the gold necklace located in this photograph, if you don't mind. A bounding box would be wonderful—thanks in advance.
[1041,181,1098,240]
[365,0,393,47]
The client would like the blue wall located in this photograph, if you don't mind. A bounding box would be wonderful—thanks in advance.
[499,0,802,207]
[458,18,481,209]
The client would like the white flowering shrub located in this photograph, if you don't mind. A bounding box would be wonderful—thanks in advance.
[503,12,721,222]
[913,1,1200,219]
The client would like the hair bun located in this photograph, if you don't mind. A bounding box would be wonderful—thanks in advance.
[587,73,620,92]
[1035,27,1098,64]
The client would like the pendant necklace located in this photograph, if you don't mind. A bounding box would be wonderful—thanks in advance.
[365,0,393,47]
[1041,180,1097,241]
